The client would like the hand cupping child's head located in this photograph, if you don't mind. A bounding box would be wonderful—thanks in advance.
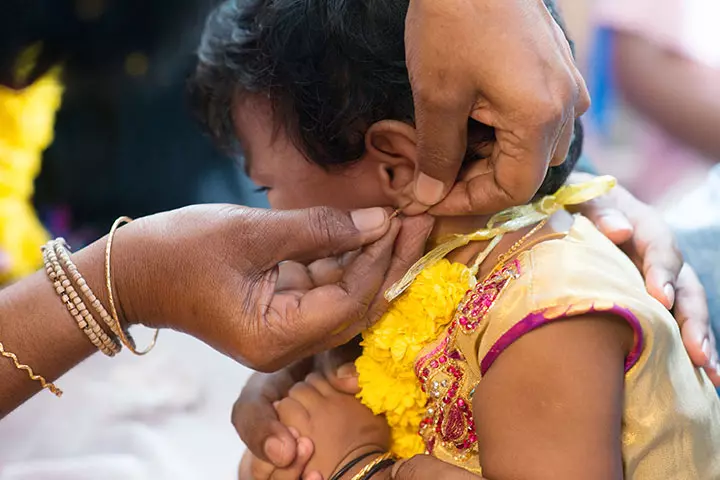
[190,0,580,211]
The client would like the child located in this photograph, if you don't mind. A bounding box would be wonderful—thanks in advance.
[191,0,720,478]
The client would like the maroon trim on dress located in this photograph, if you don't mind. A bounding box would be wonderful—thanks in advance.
[479,303,645,376]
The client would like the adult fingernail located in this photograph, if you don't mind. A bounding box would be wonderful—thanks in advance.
[415,173,445,206]
[351,208,388,233]
[336,363,358,379]
[264,436,290,463]
[664,284,675,308]
[702,338,711,364]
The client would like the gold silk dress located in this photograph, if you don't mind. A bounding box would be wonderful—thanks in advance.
[414,216,720,478]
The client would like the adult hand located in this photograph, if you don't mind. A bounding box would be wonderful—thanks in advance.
[569,173,720,385]
[112,204,431,372]
[237,347,360,480]
[406,0,590,214]
[233,216,433,473]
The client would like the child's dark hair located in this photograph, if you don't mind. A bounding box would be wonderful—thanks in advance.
[190,0,581,196]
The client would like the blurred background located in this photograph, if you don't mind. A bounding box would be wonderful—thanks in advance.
[0,0,717,478]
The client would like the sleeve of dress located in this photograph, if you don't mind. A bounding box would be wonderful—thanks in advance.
[475,220,651,378]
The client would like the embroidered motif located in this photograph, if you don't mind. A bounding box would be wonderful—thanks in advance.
[456,260,520,333]
[416,320,477,459]
[414,261,519,460]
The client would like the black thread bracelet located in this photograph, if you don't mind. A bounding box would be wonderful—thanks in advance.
[360,458,396,480]
[329,450,385,480]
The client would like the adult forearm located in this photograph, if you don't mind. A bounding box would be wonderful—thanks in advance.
[614,31,720,160]
[0,239,109,417]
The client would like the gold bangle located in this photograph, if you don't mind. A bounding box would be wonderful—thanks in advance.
[105,216,159,355]
[0,340,62,397]
[350,452,395,480]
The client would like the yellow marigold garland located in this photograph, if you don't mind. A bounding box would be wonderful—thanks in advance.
[0,50,62,283]
[356,259,472,458]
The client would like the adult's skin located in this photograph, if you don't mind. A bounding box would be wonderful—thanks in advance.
[0,204,433,417]
[408,0,590,214]
[614,32,720,159]
[234,180,720,480]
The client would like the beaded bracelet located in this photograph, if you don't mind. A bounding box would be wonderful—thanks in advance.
[53,239,123,341]
[42,241,120,357]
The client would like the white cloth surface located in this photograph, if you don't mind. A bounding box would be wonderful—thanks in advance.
[0,330,252,480]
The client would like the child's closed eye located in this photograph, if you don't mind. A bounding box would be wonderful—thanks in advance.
[254,186,271,194]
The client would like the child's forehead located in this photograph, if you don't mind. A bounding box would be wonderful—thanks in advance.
[233,92,307,176]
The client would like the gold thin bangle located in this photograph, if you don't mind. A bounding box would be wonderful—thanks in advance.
[350,452,395,480]
[105,216,159,355]
[0,341,62,397]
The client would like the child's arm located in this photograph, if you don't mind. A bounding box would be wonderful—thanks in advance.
[473,314,632,480]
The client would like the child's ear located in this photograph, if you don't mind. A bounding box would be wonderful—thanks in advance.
[365,120,424,212]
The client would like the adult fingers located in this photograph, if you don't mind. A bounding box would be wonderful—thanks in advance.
[276,262,314,292]
[572,194,634,246]
[412,86,472,207]
[323,215,435,394]
[573,181,680,308]
[260,221,401,370]
[675,264,710,366]
[232,360,313,466]
[318,215,433,384]
[428,123,552,215]
[674,264,720,385]
[632,214,683,310]
[318,340,363,394]
[550,116,574,168]
[363,215,436,326]
[261,207,391,266]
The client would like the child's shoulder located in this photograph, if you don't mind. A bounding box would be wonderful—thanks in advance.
[519,214,649,309]
[470,215,668,374]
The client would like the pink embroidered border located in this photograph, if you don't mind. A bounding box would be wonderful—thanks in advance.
[480,304,645,375]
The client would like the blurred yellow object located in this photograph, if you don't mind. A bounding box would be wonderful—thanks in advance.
[0,67,63,283]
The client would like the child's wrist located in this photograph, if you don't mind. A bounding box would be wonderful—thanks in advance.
[331,445,390,480]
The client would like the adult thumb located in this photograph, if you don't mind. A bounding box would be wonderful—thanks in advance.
[412,93,470,207]
[267,206,391,264]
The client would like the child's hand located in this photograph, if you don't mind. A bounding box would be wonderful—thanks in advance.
[274,372,391,478]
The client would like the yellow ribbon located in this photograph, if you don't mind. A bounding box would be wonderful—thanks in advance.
[384,175,617,302]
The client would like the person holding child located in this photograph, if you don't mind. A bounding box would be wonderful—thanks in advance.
[0,3,718,479]
[196,0,720,478]
[0,0,591,413]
